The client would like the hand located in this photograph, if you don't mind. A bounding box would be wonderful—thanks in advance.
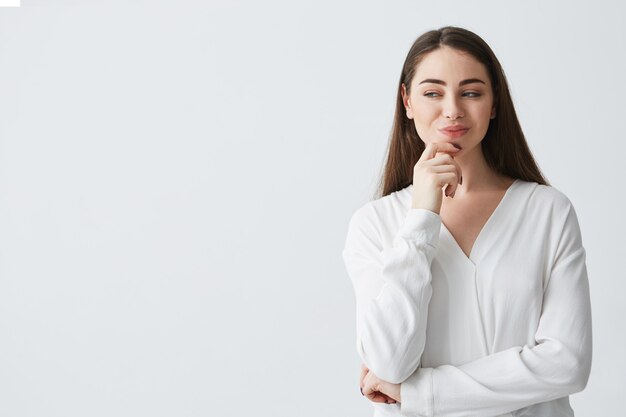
[359,363,401,404]
[411,142,463,214]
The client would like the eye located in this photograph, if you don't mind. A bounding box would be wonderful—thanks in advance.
[424,92,441,97]
[463,91,481,98]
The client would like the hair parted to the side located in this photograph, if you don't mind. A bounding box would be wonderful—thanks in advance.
[375,26,549,199]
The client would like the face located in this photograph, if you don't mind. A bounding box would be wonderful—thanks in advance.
[401,46,496,155]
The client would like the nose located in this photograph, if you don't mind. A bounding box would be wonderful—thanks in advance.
[443,95,465,120]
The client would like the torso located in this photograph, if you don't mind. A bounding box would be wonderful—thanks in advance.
[350,172,583,417]
[439,176,516,258]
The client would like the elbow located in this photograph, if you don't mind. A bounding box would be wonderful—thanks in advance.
[366,357,418,384]
[568,353,591,394]
[356,301,428,384]
[571,375,588,394]
[566,368,589,395]
[379,360,418,384]
[358,339,420,384]
[532,326,592,395]
[532,338,592,396]
[567,336,592,394]
[552,341,592,395]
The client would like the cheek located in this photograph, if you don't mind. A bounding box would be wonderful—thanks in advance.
[411,102,438,124]
[409,103,437,140]
[476,101,495,120]
[411,121,436,144]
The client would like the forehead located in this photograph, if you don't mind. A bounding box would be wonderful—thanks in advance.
[412,46,490,87]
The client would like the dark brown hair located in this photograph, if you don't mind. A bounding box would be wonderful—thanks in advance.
[376,26,548,198]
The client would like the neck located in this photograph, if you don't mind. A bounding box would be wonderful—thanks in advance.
[452,146,507,196]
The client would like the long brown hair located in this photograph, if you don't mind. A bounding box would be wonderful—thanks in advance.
[376,26,549,199]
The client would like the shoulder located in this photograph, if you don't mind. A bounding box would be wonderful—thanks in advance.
[347,185,412,232]
[344,185,412,252]
[520,180,583,243]
[514,180,585,270]
[519,180,576,215]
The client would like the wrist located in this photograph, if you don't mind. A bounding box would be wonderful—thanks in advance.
[384,381,402,403]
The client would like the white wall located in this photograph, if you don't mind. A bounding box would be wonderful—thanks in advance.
[0,1,623,416]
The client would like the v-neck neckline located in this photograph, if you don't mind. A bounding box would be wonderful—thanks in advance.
[440,178,520,265]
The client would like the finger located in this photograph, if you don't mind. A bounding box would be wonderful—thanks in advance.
[372,393,396,403]
[437,172,459,197]
[431,153,463,188]
[445,153,463,180]
[363,373,386,402]
[427,153,454,165]
[359,365,368,388]
[419,141,460,162]
[429,164,457,174]
[362,373,377,397]
[433,171,459,188]
[428,152,462,175]
[376,392,397,404]
[362,373,398,404]
[363,384,392,403]
[445,183,453,198]
[364,389,396,404]
[428,162,463,189]
[365,391,390,403]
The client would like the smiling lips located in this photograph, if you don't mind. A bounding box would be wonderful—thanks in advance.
[439,125,469,139]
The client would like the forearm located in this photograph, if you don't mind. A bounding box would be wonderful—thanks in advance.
[400,244,592,417]
[346,208,441,383]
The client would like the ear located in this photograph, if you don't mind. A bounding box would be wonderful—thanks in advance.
[401,83,414,119]
[490,107,496,119]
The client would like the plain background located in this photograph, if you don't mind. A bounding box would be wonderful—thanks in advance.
[0,1,624,416]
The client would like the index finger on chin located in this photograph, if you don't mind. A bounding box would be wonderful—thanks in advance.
[419,142,459,162]
[418,142,438,162]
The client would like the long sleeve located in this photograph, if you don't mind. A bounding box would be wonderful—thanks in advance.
[400,200,592,417]
[342,205,441,384]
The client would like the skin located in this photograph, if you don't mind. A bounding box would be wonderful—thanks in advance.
[360,363,400,404]
[404,45,499,212]
[360,45,514,405]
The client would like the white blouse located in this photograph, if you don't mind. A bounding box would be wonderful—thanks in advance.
[342,179,592,417]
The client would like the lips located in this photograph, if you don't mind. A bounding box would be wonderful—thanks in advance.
[439,126,469,139]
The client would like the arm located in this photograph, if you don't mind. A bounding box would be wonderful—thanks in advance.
[400,201,592,417]
[342,205,441,383]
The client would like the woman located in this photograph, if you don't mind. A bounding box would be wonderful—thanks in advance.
[342,26,592,417]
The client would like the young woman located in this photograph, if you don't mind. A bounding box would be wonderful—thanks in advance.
[342,26,592,417]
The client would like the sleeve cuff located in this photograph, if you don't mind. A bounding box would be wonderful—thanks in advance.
[400,367,434,417]
[397,209,441,246]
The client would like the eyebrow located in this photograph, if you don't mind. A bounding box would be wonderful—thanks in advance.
[418,78,486,86]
